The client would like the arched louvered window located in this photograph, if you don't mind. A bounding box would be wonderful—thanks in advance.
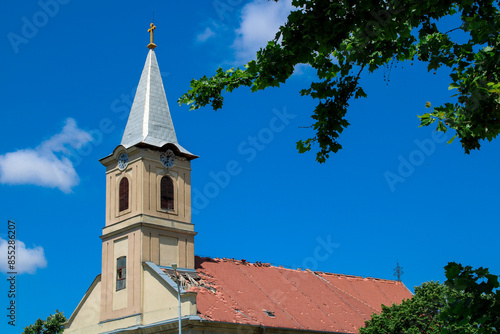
[161,176,174,210]
[119,178,129,212]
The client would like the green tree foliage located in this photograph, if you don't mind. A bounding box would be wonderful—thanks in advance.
[179,0,500,162]
[359,281,447,334]
[441,262,500,334]
[360,263,499,333]
[23,310,66,334]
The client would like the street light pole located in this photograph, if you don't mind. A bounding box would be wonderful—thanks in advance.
[172,263,182,334]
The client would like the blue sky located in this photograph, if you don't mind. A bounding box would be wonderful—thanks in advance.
[1,0,499,332]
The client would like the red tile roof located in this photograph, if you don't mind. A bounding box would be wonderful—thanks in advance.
[193,257,412,333]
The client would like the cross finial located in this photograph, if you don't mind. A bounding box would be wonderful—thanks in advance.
[393,259,404,282]
[147,23,157,50]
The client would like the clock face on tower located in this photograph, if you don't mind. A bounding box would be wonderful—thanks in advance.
[118,153,129,170]
[160,150,176,168]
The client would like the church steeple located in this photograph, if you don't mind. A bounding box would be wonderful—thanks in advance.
[98,24,197,323]
[121,29,194,157]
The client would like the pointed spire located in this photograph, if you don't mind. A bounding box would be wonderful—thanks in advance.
[121,24,194,157]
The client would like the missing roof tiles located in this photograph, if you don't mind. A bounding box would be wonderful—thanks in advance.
[264,310,275,317]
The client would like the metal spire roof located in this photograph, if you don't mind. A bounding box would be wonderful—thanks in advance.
[120,49,193,156]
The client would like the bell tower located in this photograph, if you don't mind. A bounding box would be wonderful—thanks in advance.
[98,23,198,322]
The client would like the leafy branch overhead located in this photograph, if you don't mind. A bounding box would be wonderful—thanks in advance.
[179,0,500,162]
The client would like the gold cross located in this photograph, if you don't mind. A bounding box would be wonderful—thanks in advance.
[147,23,157,50]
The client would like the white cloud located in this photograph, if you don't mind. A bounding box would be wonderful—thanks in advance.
[0,237,47,274]
[0,118,92,193]
[197,27,216,42]
[233,0,293,63]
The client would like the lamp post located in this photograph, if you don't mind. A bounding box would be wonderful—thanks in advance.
[171,263,182,334]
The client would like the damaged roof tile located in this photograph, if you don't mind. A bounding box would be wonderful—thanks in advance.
[193,257,412,333]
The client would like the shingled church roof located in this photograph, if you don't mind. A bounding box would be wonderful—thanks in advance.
[162,257,413,334]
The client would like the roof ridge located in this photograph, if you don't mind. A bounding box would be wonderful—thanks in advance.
[199,258,376,309]
[204,257,402,283]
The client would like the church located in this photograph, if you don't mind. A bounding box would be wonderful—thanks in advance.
[63,24,412,334]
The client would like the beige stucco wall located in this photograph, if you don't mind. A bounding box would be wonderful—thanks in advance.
[159,235,178,266]
[98,146,196,323]
[142,265,197,325]
[64,277,101,334]
[65,276,141,333]
[104,147,192,228]
[64,145,199,332]
[112,237,128,310]
[142,225,195,269]
[100,229,142,322]
[98,223,195,322]
[65,277,141,333]
[66,264,198,333]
